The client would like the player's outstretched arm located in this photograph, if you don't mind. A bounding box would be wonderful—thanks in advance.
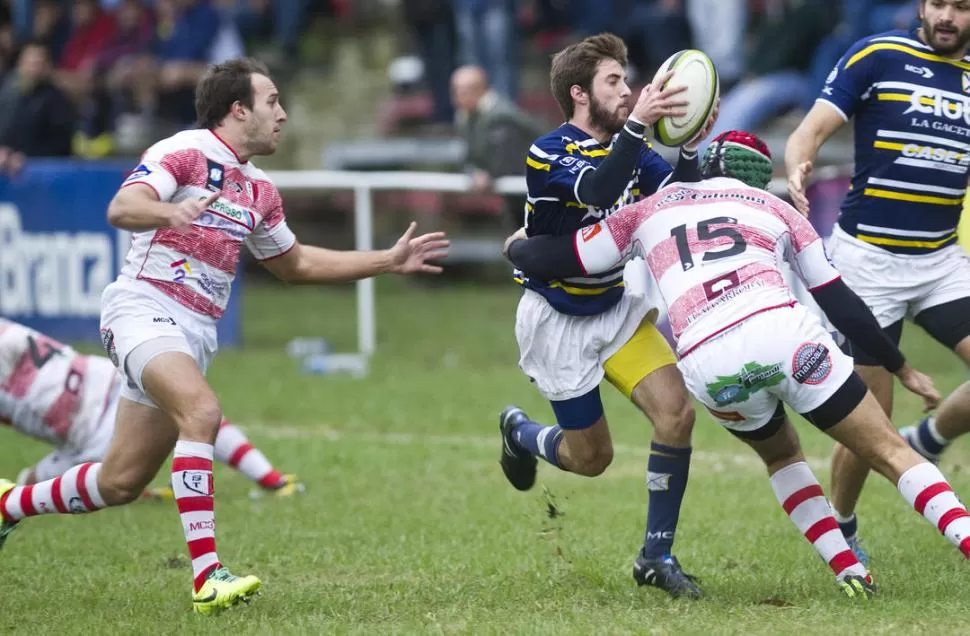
[783,103,844,215]
[505,216,626,280]
[260,222,449,284]
[107,184,220,231]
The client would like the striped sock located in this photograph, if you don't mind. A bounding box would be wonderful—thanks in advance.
[914,417,949,457]
[172,440,220,592]
[897,462,970,558]
[770,462,869,581]
[214,418,285,489]
[513,422,564,469]
[0,463,106,522]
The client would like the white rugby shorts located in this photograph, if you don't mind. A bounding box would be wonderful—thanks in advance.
[99,278,218,408]
[677,303,855,435]
[828,225,970,328]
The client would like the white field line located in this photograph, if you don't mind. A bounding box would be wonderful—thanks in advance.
[242,422,831,473]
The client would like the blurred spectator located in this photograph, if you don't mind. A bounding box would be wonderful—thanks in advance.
[699,0,839,153]
[0,40,75,174]
[25,0,70,63]
[807,1,916,106]
[402,0,457,124]
[0,1,16,83]
[615,0,691,77]
[233,0,310,64]
[685,0,746,91]
[451,65,543,227]
[453,0,518,101]
[55,0,116,104]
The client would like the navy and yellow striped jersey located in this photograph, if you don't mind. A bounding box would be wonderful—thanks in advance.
[821,29,970,254]
[517,122,673,315]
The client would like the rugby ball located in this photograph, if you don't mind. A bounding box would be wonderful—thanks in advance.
[652,49,719,147]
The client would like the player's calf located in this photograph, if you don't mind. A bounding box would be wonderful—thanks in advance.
[737,411,871,589]
[826,386,970,559]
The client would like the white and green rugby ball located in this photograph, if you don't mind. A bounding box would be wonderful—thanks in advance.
[652,49,719,147]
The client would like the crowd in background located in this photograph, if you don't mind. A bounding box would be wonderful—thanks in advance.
[0,0,921,176]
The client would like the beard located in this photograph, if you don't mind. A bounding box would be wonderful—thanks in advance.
[588,94,627,136]
[924,21,970,55]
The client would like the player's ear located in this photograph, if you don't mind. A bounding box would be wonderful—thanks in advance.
[570,84,588,107]
[230,100,248,120]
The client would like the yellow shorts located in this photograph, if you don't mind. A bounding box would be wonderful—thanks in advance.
[604,318,677,399]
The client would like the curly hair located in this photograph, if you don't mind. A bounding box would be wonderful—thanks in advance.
[700,130,773,190]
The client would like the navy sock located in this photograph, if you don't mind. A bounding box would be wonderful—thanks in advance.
[643,442,690,558]
[836,512,858,540]
[917,417,948,456]
[513,420,564,469]
[642,442,691,559]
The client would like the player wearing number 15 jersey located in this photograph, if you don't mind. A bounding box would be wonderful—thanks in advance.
[505,131,970,599]
[786,0,970,564]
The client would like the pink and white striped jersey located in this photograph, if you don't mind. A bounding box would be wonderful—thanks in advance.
[0,319,119,448]
[573,177,841,355]
[119,129,297,319]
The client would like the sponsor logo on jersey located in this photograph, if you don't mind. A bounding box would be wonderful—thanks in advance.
[581,224,602,242]
[792,342,832,385]
[207,198,255,230]
[706,361,784,406]
[898,143,970,166]
[205,160,224,192]
[125,163,152,182]
[905,64,934,79]
[152,316,176,325]
[963,71,970,94]
[904,89,970,125]
[170,258,191,283]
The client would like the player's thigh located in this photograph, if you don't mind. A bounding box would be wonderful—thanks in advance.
[604,317,678,401]
[822,379,917,480]
[140,351,222,438]
[100,397,179,492]
[914,296,970,359]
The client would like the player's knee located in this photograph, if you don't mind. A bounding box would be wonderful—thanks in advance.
[650,397,695,446]
[98,469,151,505]
[571,442,614,476]
[173,393,222,443]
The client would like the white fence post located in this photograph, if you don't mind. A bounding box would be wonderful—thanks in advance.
[354,184,376,356]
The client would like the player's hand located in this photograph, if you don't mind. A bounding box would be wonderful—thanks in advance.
[787,160,813,217]
[683,98,720,152]
[388,221,450,274]
[631,70,689,126]
[503,226,528,259]
[896,365,941,412]
[170,190,220,227]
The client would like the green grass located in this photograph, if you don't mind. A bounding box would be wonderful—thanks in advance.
[2,279,969,634]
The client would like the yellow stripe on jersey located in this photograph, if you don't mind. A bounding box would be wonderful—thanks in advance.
[876,93,934,104]
[564,143,610,157]
[547,280,624,295]
[863,187,963,205]
[565,201,586,209]
[846,43,970,70]
[526,156,550,171]
[856,232,957,249]
[873,140,905,151]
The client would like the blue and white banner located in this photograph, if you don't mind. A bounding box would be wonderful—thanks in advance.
[0,159,241,346]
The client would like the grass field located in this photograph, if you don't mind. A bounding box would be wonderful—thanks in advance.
[2,279,969,635]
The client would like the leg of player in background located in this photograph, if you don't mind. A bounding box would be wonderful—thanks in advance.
[826,383,970,562]
[0,350,260,614]
[829,363,893,565]
[145,417,304,500]
[736,407,873,599]
[901,333,970,461]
